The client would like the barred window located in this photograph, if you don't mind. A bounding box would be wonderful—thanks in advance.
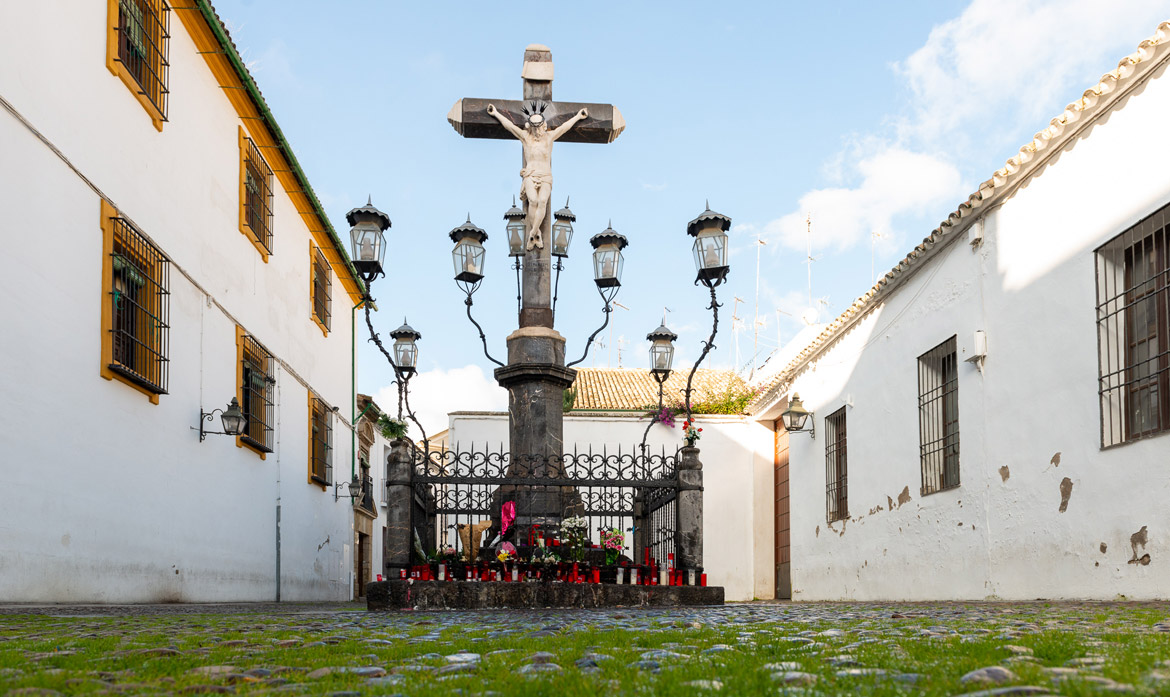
[239,131,274,258]
[239,333,275,453]
[310,396,333,485]
[107,0,169,128]
[824,407,848,523]
[919,336,959,495]
[1096,203,1170,447]
[103,210,170,397]
[312,246,332,333]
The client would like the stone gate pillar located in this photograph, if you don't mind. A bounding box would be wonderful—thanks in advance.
[383,439,414,579]
[676,446,704,577]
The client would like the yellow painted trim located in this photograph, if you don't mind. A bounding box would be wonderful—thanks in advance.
[171,9,365,304]
[309,241,329,337]
[105,0,165,132]
[99,200,160,405]
[234,325,266,460]
[237,126,271,263]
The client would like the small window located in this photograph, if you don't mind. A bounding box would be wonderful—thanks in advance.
[239,129,274,259]
[238,331,275,454]
[824,407,847,522]
[311,245,332,334]
[310,396,333,486]
[100,202,170,401]
[106,0,169,130]
[918,336,959,495]
[1096,202,1170,447]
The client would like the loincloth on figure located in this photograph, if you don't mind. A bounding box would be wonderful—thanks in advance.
[518,169,552,201]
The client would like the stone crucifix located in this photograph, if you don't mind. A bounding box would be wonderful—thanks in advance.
[448,43,625,329]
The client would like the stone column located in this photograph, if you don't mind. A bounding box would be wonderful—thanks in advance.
[383,438,414,579]
[676,446,704,576]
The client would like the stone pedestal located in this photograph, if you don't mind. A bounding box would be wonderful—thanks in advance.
[383,439,414,579]
[367,579,724,610]
[676,446,704,574]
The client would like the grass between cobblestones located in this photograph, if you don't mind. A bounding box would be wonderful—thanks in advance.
[1,601,1169,696]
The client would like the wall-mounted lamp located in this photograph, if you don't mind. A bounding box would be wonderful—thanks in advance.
[780,392,815,438]
[198,398,246,442]
[334,476,362,502]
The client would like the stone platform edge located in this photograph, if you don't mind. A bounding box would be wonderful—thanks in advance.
[366,580,724,610]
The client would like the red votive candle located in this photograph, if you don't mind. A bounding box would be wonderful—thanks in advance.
[701,573,707,587]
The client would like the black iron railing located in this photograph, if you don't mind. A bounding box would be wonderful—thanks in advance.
[918,336,959,495]
[357,473,375,514]
[402,445,681,567]
[116,0,169,120]
[108,216,170,395]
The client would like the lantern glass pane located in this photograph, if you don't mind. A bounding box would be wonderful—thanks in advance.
[352,222,385,265]
[692,229,727,271]
[452,239,485,278]
[394,339,417,369]
[650,341,674,371]
[592,246,623,286]
[551,220,573,257]
[507,220,526,256]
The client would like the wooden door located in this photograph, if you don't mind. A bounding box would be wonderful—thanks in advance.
[774,421,791,599]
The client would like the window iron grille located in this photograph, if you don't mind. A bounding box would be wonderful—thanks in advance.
[918,336,959,495]
[243,136,274,255]
[824,407,848,522]
[108,216,170,395]
[312,246,332,331]
[1096,202,1170,447]
[310,397,333,485]
[240,335,275,452]
[116,0,169,120]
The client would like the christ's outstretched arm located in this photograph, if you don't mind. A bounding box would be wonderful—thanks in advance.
[486,104,525,140]
[549,108,589,141]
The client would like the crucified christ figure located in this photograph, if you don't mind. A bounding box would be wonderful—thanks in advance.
[487,103,588,250]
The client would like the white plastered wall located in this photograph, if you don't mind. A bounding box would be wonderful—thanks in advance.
[0,2,358,602]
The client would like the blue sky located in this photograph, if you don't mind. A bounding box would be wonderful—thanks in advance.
[215,0,1169,435]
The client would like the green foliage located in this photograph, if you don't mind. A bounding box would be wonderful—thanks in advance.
[678,381,760,416]
[562,386,578,413]
[377,413,407,441]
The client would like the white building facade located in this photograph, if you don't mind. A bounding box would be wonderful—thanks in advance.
[752,23,1170,601]
[0,1,370,602]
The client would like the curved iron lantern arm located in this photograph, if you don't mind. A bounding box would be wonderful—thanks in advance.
[399,371,429,453]
[684,283,721,420]
[640,371,669,455]
[464,291,505,368]
[566,284,619,368]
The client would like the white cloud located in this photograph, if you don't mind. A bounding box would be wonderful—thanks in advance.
[895,0,1169,149]
[373,364,506,441]
[764,146,964,252]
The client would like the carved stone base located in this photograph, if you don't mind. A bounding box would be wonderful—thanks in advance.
[367,580,724,610]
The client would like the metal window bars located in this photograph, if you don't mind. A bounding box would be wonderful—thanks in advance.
[918,336,959,495]
[109,216,170,395]
[310,397,333,485]
[1095,202,1170,447]
[313,246,332,331]
[824,406,848,522]
[116,0,169,120]
[240,335,275,452]
[243,136,274,254]
[404,444,681,569]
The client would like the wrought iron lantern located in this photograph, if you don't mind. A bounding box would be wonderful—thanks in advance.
[198,397,246,442]
[450,217,488,291]
[647,321,678,376]
[551,198,575,258]
[335,476,362,502]
[780,392,814,435]
[346,197,391,284]
[389,319,421,376]
[686,203,732,286]
[590,223,628,288]
[504,198,526,257]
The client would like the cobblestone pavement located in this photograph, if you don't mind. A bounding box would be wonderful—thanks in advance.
[2,601,1169,696]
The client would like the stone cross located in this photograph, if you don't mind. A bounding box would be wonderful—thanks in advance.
[447,44,625,329]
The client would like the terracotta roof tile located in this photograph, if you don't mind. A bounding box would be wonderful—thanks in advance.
[571,367,745,411]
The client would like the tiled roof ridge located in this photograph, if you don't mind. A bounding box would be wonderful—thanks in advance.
[749,20,1170,414]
